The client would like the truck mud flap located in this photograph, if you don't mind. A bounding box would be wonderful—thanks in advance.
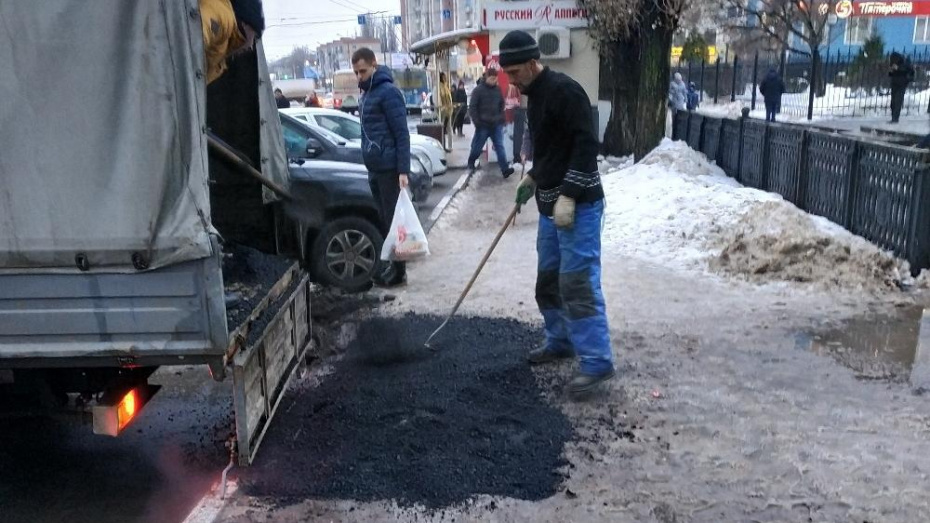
[231,273,312,465]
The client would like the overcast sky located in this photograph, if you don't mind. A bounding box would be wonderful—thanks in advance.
[262,0,402,60]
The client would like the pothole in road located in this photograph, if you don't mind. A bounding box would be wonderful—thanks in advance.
[239,313,573,509]
[797,306,930,388]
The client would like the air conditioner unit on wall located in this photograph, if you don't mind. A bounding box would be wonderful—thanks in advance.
[536,26,571,60]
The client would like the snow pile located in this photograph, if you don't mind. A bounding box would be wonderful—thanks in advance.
[601,139,916,290]
[598,154,633,174]
[709,201,911,290]
[602,139,776,268]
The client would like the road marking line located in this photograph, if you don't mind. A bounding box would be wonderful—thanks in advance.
[182,480,237,523]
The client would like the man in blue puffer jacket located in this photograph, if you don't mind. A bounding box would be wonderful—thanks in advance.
[353,47,412,287]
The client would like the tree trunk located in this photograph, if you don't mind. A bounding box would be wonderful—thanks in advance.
[602,7,675,160]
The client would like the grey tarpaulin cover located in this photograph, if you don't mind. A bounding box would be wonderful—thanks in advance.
[0,1,287,272]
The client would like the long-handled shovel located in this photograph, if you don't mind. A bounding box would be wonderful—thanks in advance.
[424,203,521,350]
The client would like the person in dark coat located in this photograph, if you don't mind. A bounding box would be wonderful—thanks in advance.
[759,68,786,122]
[889,52,915,123]
[274,88,290,108]
[467,69,514,178]
[686,82,700,111]
[452,80,468,137]
[354,47,411,287]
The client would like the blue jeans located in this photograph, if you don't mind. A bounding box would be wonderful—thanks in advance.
[467,124,509,173]
[535,200,613,375]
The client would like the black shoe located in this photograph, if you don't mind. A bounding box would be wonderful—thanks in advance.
[372,261,393,286]
[502,167,515,179]
[567,369,616,396]
[375,262,406,288]
[527,347,574,365]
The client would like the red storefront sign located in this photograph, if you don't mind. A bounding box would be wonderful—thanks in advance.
[836,1,930,18]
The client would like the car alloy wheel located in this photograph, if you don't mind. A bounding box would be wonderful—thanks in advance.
[325,229,377,281]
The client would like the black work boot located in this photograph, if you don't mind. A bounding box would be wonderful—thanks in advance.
[527,347,574,365]
[379,262,406,288]
[502,167,515,179]
[567,369,616,397]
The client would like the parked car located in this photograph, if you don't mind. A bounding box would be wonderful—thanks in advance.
[279,112,432,203]
[286,159,385,292]
[280,107,448,177]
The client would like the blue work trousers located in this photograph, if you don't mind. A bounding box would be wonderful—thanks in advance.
[535,199,613,375]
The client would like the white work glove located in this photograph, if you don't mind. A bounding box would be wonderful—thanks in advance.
[553,195,575,229]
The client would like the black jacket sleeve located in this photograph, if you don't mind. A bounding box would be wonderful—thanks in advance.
[559,81,599,200]
[468,87,482,126]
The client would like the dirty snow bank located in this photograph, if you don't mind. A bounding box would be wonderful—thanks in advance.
[602,139,919,290]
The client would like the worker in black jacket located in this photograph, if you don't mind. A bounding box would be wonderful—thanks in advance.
[499,30,614,397]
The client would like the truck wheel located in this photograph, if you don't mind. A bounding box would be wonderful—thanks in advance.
[309,217,383,292]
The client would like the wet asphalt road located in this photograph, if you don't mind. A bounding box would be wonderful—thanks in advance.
[0,170,464,523]
[0,368,233,523]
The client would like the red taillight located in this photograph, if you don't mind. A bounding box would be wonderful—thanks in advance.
[117,389,137,431]
[334,98,342,108]
[92,384,160,436]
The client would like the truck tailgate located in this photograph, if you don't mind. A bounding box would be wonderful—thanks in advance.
[0,253,228,367]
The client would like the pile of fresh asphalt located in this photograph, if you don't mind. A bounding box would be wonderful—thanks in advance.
[221,242,296,335]
[240,313,574,509]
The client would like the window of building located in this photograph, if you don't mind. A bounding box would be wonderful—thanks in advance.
[916,16,930,43]
[845,17,872,45]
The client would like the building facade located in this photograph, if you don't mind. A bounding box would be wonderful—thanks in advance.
[402,0,482,50]
[317,37,382,81]
[824,1,930,55]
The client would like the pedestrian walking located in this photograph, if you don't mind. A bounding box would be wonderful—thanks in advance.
[889,52,915,123]
[666,72,687,136]
[274,88,289,108]
[452,80,468,137]
[439,72,454,137]
[467,69,514,178]
[304,91,322,108]
[759,68,786,122]
[686,82,700,111]
[499,30,614,397]
[353,47,411,287]
[668,72,687,111]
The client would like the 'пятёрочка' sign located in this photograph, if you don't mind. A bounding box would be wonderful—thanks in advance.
[833,0,930,17]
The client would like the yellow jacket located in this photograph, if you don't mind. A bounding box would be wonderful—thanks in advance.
[200,0,245,84]
[439,83,454,119]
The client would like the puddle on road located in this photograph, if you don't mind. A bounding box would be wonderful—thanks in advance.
[797,306,930,386]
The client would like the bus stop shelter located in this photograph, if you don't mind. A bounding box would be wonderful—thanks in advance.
[411,28,487,150]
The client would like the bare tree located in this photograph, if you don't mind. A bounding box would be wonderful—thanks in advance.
[721,0,843,107]
[578,0,687,158]
[721,0,839,58]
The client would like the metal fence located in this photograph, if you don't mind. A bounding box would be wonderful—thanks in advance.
[672,49,930,119]
[671,110,930,273]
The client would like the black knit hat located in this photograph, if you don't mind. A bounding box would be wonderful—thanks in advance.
[231,0,265,37]
[498,30,540,67]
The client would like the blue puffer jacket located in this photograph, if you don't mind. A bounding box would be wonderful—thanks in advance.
[358,66,411,174]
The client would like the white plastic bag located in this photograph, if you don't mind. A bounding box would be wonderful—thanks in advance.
[380,189,430,262]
